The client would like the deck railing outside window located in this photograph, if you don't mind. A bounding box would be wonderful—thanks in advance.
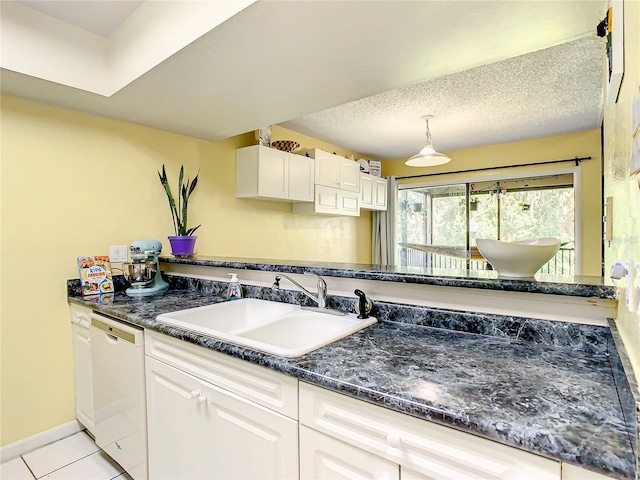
[397,246,575,276]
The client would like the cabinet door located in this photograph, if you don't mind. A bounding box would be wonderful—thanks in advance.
[146,357,206,480]
[401,467,437,480]
[257,147,290,199]
[339,158,361,192]
[314,185,341,214]
[236,145,290,200]
[361,174,387,211]
[289,154,315,202]
[315,151,341,188]
[340,190,360,216]
[373,177,388,210]
[199,377,299,479]
[301,425,399,480]
[71,323,95,433]
[146,356,298,480]
[360,174,375,209]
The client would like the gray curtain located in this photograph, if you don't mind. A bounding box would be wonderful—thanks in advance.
[371,176,397,265]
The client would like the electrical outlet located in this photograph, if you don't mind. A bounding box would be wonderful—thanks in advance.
[110,245,128,263]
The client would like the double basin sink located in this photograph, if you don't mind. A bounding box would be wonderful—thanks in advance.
[156,298,377,357]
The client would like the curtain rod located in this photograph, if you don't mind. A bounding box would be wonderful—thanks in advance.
[394,156,592,180]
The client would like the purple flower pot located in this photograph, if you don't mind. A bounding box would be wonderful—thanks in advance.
[168,236,197,256]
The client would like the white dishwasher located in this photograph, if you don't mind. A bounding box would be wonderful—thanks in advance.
[90,312,148,480]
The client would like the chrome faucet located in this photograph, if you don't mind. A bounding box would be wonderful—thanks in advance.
[272,272,327,309]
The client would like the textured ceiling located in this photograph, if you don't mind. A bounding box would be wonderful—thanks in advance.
[1,1,607,159]
[282,36,604,160]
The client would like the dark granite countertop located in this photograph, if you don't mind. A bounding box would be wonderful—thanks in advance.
[68,278,636,479]
[160,255,617,299]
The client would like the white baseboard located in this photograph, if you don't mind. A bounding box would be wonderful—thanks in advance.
[0,420,83,463]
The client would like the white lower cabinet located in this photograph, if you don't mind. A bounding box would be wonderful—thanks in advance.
[301,425,399,480]
[145,331,299,479]
[299,383,561,480]
[69,305,95,434]
[561,464,615,480]
[145,357,202,479]
[401,467,435,480]
[138,330,610,480]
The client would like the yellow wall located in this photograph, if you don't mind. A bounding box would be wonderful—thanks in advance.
[603,0,640,376]
[0,95,371,446]
[383,129,603,276]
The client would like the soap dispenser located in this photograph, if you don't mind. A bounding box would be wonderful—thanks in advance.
[227,273,243,300]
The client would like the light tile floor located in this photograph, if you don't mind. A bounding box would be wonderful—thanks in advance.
[0,431,131,480]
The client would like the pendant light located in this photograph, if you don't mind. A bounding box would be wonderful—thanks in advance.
[405,115,451,167]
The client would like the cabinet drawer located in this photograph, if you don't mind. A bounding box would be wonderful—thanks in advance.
[301,425,399,480]
[70,304,92,328]
[300,383,560,479]
[145,331,298,419]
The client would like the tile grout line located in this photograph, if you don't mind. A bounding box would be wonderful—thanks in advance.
[18,456,36,480]
[28,450,101,479]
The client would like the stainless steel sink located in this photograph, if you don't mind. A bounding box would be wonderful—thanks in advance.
[156,298,377,357]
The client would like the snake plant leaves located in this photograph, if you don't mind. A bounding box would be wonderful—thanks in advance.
[158,164,201,236]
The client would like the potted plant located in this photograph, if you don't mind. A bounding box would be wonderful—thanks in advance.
[469,196,480,211]
[158,165,201,256]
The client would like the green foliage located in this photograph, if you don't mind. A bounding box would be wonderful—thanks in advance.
[158,165,201,236]
[396,185,575,273]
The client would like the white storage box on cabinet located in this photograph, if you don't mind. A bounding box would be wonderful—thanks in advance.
[304,148,360,192]
[299,382,560,480]
[236,145,314,202]
[145,331,299,479]
[69,304,95,434]
[360,172,387,211]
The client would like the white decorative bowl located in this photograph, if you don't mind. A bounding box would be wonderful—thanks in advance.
[475,238,561,279]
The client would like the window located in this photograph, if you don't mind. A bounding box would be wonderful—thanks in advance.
[396,174,575,274]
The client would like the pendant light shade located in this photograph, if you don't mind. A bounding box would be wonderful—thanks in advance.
[405,115,451,167]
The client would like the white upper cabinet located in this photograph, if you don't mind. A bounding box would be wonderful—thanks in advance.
[360,172,387,211]
[292,148,362,216]
[305,148,360,192]
[236,145,314,202]
[292,185,360,217]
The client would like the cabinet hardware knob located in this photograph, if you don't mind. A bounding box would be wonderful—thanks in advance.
[190,390,199,399]
[197,394,207,404]
[387,432,401,448]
